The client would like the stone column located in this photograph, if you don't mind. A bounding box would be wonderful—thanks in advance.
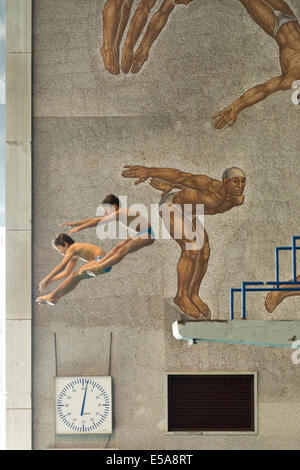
[6,0,32,450]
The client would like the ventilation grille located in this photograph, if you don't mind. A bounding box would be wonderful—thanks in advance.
[168,374,255,432]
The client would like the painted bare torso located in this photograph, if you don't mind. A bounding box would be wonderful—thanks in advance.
[171,186,244,215]
[277,22,300,76]
[70,243,105,262]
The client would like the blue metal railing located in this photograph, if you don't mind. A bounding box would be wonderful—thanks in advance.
[230,236,300,320]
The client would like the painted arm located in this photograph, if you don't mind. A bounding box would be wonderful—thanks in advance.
[39,248,76,291]
[149,177,186,196]
[48,257,78,284]
[214,75,294,129]
[232,75,293,113]
[122,165,213,189]
[60,217,101,228]
[68,217,104,235]
[69,209,126,235]
[96,208,126,225]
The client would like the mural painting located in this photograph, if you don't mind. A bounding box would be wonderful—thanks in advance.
[31,0,300,448]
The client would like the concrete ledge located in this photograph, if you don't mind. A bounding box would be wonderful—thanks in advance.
[173,320,300,348]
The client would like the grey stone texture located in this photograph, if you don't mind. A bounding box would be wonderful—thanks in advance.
[33,0,300,449]
[5,0,32,450]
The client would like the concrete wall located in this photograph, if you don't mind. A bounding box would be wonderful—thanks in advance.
[32,0,300,449]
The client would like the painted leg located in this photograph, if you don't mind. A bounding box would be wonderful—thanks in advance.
[79,237,154,276]
[160,205,205,319]
[174,248,204,319]
[189,231,211,319]
[131,0,175,73]
[239,0,277,37]
[101,0,125,75]
[115,0,135,62]
[36,271,88,305]
[259,0,295,17]
[121,0,157,73]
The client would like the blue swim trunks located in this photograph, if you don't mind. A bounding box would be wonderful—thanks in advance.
[85,256,112,277]
[135,227,156,239]
[94,255,112,273]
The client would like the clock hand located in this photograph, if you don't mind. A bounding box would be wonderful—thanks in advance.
[80,381,89,416]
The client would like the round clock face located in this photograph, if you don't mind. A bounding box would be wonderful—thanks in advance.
[56,377,112,435]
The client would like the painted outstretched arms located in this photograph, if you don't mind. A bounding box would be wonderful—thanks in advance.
[122,165,213,190]
[60,218,98,227]
[61,209,126,236]
[66,218,104,236]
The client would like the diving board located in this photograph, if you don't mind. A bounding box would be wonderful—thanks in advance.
[172,320,300,348]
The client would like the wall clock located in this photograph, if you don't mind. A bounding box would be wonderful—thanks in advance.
[55,376,112,435]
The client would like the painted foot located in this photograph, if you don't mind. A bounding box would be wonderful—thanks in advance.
[100,46,120,75]
[121,46,134,74]
[213,106,237,130]
[131,47,149,74]
[85,270,96,277]
[265,290,285,313]
[174,296,201,320]
[36,295,56,306]
[78,266,98,278]
[191,296,211,320]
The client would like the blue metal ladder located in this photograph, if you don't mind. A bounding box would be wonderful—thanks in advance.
[230,236,300,320]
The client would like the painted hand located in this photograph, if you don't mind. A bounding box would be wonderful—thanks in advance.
[122,165,150,184]
[149,178,172,196]
[78,266,88,276]
[59,222,72,228]
[68,227,79,236]
[38,279,48,293]
[213,106,237,130]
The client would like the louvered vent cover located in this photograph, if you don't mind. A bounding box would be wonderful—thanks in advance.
[168,374,255,432]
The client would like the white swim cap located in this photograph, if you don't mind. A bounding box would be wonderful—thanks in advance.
[222,167,246,180]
